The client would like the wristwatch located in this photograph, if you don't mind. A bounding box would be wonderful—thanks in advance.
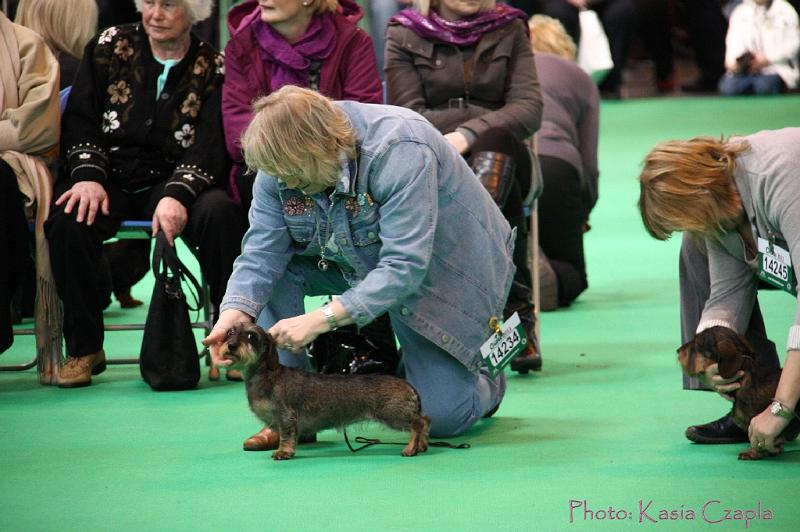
[321,303,339,331]
[769,401,794,420]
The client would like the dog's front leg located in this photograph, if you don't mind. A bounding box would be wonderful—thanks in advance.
[272,414,298,461]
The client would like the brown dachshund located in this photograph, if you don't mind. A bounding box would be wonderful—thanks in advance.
[677,326,799,460]
[219,322,430,460]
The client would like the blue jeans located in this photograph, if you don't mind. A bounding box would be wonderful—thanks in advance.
[718,73,785,95]
[256,255,506,438]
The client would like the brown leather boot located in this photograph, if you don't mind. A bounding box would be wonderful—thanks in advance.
[470,151,516,207]
[243,427,317,451]
[58,350,107,388]
[114,289,143,309]
[208,365,243,382]
[508,305,542,374]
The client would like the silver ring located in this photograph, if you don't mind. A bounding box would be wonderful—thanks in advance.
[756,442,765,449]
[283,343,294,350]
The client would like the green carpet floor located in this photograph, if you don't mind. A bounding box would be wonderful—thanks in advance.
[2,95,800,531]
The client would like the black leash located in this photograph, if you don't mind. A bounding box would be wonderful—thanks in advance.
[342,427,470,453]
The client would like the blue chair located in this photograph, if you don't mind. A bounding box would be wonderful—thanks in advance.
[59,86,71,114]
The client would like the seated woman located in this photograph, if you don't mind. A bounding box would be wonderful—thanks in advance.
[45,0,245,388]
[638,128,800,454]
[528,15,599,308]
[0,10,60,365]
[222,0,383,211]
[719,0,800,96]
[205,86,514,445]
[385,0,544,372]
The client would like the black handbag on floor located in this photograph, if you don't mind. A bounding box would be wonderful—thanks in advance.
[139,232,203,391]
[308,313,400,376]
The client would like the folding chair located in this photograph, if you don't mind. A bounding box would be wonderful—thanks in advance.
[524,138,544,345]
[1,221,213,384]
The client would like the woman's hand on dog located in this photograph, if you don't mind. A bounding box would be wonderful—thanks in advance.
[269,301,354,354]
[699,363,743,401]
[748,408,789,455]
[269,312,330,354]
[203,309,254,366]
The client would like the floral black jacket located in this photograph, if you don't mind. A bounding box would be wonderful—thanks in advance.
[60,23,227,208]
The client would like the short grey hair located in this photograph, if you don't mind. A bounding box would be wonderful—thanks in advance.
[134,0,213,23]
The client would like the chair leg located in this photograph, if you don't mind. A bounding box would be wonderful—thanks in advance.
[530,200,541,345]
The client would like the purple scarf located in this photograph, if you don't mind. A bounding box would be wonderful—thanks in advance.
[253,13,336,91]
[388,3,528,47]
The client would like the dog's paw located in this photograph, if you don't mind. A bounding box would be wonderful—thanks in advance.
[271,449,295,460]
[738,448,764,461]
[401,447,418,457]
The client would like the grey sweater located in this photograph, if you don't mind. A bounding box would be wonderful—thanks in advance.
[699,127,800,350]
[533,53,600,212]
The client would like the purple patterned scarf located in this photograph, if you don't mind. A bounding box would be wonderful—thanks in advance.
[388,3,528,47]
[253,13,336,91]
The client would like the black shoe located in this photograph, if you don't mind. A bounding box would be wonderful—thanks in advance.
[685,412,748,444]
[681,80,718,94]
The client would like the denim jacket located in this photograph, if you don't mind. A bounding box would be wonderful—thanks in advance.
[221,101,515,371]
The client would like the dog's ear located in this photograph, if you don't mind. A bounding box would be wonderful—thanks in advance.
[694,328,722,361]
[715,338,747,379]
[676,339,696,373]
[261,328,280,371]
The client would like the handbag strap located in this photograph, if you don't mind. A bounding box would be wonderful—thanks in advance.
[151,232,205,312]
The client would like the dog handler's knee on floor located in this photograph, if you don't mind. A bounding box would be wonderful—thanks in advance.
[422,371,506,438]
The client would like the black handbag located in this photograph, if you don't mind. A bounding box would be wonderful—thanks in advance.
[308,312,400,376]
[139,232,203,391]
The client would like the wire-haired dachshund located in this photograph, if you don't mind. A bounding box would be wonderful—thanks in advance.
[219,322,430,460]
[677,326,799,460]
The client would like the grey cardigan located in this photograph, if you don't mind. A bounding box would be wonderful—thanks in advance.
[699,128,800,350]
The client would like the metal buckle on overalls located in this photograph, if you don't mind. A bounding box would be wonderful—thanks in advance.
[448,97,468,109]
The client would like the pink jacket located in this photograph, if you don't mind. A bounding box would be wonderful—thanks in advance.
[222,0,383,200]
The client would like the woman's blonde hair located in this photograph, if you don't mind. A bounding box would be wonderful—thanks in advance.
[638,136,749,240]
[308,0,340,16]
[241,86,357,186]
[15,0,98,58]
[414,0,496,17]
[133,0,214,23]
[528,14,576,61]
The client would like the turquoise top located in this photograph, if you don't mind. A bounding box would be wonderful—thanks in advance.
[154,56,179,99]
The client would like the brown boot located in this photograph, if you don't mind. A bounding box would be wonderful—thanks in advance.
[470,151,516,207]
[243,427,317,451]
[115,289,143,309]
[58,350,107,388]
[510,342,542,374]
[508,304,542,374]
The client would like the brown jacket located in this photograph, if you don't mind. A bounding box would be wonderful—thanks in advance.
[384,19,542,144]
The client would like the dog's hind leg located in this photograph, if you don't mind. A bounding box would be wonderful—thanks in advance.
[402,416,430,457]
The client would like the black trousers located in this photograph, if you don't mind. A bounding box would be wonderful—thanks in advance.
[468,127,533,315]
[678,0,726,87]
[45,180,245,358]
[538,155,588,306]
[536,0,638,93]
[0,160,34,353]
